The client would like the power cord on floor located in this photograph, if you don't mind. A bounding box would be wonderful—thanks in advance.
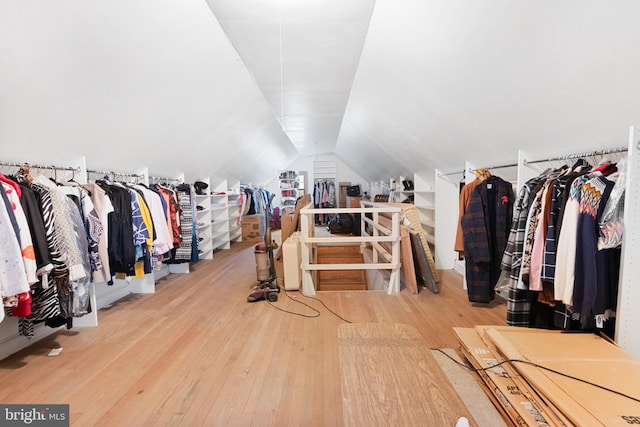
[431,348,640,404]
[297,290,352,323]
[262,284,353,323]
[264,289,320,318]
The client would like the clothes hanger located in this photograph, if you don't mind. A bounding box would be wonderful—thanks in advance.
[47,166,59,184]
[475,168,492,181]
[66,167,78,184]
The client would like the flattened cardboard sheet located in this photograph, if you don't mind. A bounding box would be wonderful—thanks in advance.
[454,327,559,426]
[486,328,640,427]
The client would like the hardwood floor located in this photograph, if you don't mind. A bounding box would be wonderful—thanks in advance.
[0,242,507,426]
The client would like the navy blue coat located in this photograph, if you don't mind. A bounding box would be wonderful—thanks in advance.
[461,176,514,303]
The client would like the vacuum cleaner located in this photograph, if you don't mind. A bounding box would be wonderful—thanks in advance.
[247,194,281,303]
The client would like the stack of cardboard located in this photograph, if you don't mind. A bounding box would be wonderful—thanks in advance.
[454,326,640,426]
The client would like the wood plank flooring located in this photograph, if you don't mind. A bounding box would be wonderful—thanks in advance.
[338,323,475,426]
[0,242,507,426]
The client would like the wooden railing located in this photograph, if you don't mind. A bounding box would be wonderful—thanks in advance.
[299,201,402,294]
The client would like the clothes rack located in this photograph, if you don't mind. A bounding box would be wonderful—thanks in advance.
[149,175,182,184]
[0,161,80,181]
[0,160,79,172]
[468,162,519,173]
[86,169,143,182]
[523,146,628,165]
[437,169,465,178]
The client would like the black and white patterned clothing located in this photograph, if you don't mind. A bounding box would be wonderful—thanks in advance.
[15,180,53,276]
[23,182,68,336]
[35,176,88,282]
[173,185,193,262]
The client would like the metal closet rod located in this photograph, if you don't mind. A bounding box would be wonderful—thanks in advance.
[0,160,79,171]
[523,146,628,165]
[86,169,143,178]
[438,145,628,177]
[468,162,519,173]
[438,170,465,177]
[149,175,181,182]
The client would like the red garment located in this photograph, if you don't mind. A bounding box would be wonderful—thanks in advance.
[11,292,32,317]
[0,173,22,200]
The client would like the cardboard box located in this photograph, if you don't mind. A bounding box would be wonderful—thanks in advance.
[242,214,265,242]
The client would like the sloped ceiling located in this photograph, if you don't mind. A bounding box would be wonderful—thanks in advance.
[0,0,298,185]
[338,0,640,178]
[2,1,640,185]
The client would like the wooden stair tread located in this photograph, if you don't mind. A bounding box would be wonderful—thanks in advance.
[316,244,368,291]
[318,274,366,283]
[319,283,367,291]
[317,246,361,254]
[317,256,362,264]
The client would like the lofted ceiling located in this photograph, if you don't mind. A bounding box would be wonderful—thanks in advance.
[206,0,375,157]
[1,1,640,185]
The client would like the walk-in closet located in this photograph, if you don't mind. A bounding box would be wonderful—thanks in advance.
[2,1,640,425]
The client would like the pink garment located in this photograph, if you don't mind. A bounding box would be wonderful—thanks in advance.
[528,184,551,291]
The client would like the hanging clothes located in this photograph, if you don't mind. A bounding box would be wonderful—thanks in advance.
[0,191,31,301]
[97,180,136,279]
[313,179,336,225]
[81,183,112,282]
[527,178,555,291]
[454,171,490,255]
[155,185,181,247]
[501,171,552,326]
[131,183,174,268]
[598,157,627,250]
[64,195,91,317]
[461,175,514,303]
[573,172,620,322]
[1,179,37,285]
[34,176,88,282]
[17,174,70,336]
[500,157,625,334]
[169,183,194,263]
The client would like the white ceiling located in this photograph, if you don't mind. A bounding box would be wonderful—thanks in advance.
[207,0,375,157]
[1,1,640,185]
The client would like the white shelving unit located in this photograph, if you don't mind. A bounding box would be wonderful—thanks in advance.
[369,180,387,198]
[211,189,230,250]
[390,190,415,203]
[228,181,243,243]
[195,183,214,260]
[279,170,299,214]
[388,176,415,203]
[192,178,242,253]
[412,174,436,251]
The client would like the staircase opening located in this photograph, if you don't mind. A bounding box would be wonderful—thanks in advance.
[316,243,368,291]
